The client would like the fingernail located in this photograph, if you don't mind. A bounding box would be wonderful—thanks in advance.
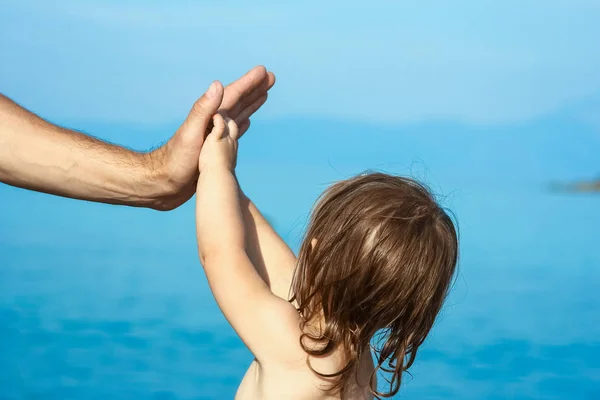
[207,82,217,98]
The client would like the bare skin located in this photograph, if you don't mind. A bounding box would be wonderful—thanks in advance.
[0,66,275,210]
[195,107,375,400]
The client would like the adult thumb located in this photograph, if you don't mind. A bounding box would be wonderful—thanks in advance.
[182,81,224,135]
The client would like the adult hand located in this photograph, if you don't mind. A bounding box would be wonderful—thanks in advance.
[0,66,274,211]
[149,66,275,210]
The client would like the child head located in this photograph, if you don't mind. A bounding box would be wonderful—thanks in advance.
[290,172,458,398]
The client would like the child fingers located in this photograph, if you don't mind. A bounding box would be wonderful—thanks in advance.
[209,113,226,140]
[225,117,240,140]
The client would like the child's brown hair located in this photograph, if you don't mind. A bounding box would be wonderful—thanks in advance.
[290,172,458,398]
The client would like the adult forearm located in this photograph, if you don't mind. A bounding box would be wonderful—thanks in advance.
[0,94,165,207]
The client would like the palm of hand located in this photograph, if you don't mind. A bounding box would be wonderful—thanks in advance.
[151,66,274,210]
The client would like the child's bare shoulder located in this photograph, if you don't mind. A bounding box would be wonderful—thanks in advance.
[257,298,307,363]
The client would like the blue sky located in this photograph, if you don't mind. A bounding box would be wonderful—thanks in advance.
[1,0,600,126]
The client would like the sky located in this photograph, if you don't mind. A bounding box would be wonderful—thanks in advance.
[1,0,600,127]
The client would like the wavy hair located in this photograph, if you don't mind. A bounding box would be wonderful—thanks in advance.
[289,173,458,398]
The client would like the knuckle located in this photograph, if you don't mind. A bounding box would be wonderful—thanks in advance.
[191,99,207,116]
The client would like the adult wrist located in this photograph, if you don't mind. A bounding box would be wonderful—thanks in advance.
[135,150,178,210]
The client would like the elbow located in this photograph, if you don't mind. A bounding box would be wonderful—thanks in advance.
[197,245,225,266]
[198,250,208,266]
[198,245,215,266]
[198,246,246,267]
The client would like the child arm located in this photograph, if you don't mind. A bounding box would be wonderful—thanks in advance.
[196,166,302,363]
[239,192,297,301]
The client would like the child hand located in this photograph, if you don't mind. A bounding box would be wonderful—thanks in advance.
[198,113,240,173]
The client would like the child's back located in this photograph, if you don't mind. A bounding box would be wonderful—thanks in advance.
[195,118,458,399]
[235,343,375,399]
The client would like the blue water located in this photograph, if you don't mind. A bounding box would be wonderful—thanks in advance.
[1,118,600,399]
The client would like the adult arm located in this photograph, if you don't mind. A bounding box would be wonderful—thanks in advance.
[0,93,162,207]
[0,66,275,210]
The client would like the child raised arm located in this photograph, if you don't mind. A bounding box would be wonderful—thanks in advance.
[195,108,303,366]
[239,192,297,301]
[196,111,458,398]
